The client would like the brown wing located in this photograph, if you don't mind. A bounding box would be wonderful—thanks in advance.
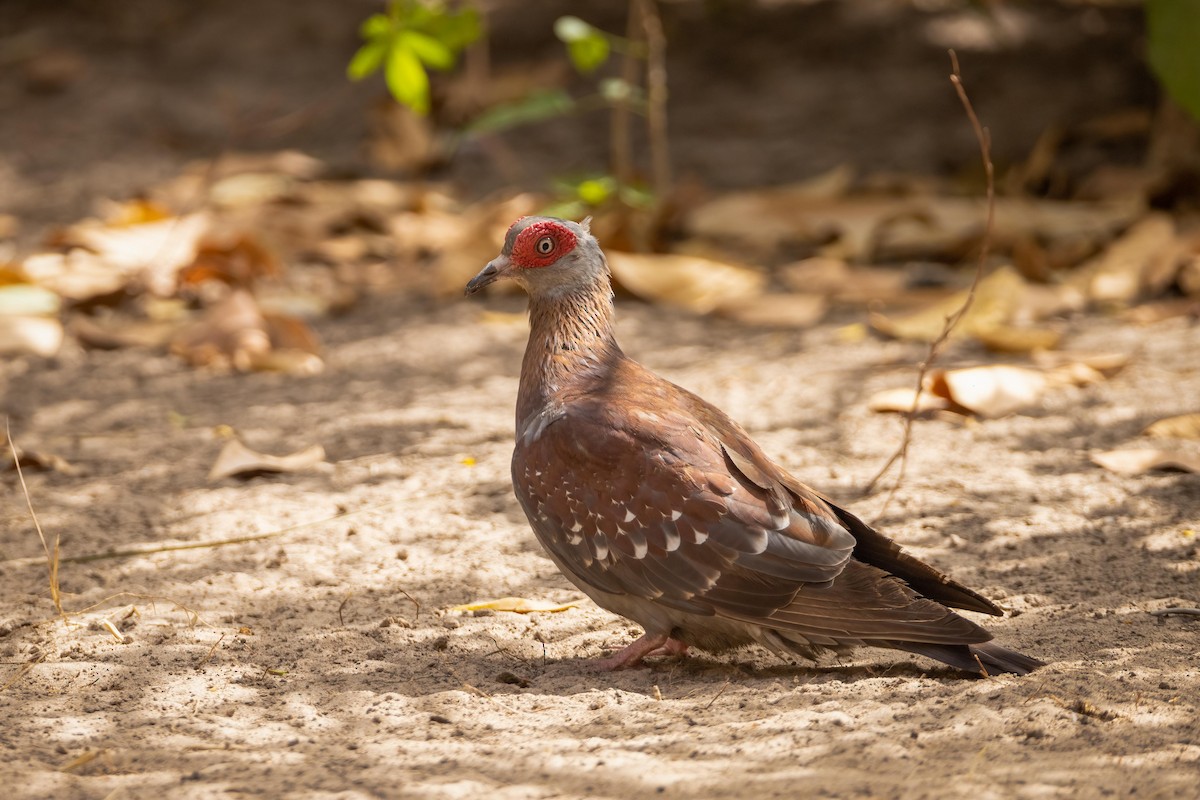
[513,401,990,646]
[513,407,855,619]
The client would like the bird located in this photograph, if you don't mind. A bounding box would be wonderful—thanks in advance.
[465,216,1044,677]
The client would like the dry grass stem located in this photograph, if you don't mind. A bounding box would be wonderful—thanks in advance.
[863,50,995,513]
[7,418,63,616]
[1,501,392,569]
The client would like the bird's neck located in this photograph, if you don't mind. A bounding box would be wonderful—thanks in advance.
[517,285,622,426]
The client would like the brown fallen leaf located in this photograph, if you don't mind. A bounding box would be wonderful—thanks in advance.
[1,444,81,475]
[449,597,580,614]
[929,365,1048,419]
[1144,414,1200,440]
[868,266,1026,343]
[606,251,766,314]
[170,290,322,374]
[1092,448,1200,476]
[717,293,827,328]
[178,233,282,290]
[69,314,180,350]
[208,439,326,481]
[1072,214,1179,306]
[973,324,1063,355]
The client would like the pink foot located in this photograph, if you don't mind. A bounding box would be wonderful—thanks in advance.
[593,633,689,671]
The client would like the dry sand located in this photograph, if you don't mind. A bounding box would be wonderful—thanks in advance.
[2,297,1198,799]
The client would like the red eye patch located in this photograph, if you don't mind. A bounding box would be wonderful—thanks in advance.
[511,220,577,268]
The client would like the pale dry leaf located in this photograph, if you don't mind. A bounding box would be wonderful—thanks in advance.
[209,173,296,208]
[20,249,128,302]
[0,283,61,315]
[208,439,327,481]
[606,251,766,314]
[449,597,580,614]
[61,213,209,296]
[866,387,952,414]
[1031,350,1131,377]
[1091,448,1200,476]
[973,324,1062,355]
[69,315,180,350]
[717,293,827,328]
[1144,414,1200,440]
[868,266,1026,342]
[0,315,64,357]
[1073,214,1178,305]
[931,365,1047,418]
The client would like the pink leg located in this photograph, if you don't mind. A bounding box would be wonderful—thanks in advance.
[645,638,690,659]
[594,633,689,671]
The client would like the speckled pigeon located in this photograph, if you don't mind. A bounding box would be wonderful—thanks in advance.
[465,216,1043,676]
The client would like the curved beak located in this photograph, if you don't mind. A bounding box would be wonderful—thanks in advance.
[465,255,512,296]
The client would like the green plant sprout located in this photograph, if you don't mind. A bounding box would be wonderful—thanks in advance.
[346,0,481,115]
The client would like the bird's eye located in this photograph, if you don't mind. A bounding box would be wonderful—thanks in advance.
[535,236,555,255]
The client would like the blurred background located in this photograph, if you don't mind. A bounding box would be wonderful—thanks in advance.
[0,0,1195,390]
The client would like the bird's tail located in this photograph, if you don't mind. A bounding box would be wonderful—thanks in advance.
[885,640,1045,676]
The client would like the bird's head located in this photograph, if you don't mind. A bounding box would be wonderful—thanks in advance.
[465,216,606,299]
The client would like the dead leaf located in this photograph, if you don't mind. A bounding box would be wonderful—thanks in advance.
[1092,448,1200,476]
[20,250,129,302]
[449,597,580,614]
[717,293,827,328]
[1,444,80,475]
[53,213,209,296]
[209,173,296,208]
[930,365,1048,418]
[1144,414,1200,440]
[1032,350,1131,378]
[69,314,179,350]
[606,252,766,314]
[973,324,1062,355]
[178,233,281,290]
[170,290,322,374]
[866,387,952,415]
[169,290,270,370]
[0,283,61,315]
[1073,214,1178,305]
[0,315,64,357]
[868,266,1026,342]
[208,439,326,481]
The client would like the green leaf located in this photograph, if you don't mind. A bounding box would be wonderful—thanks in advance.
[466,89,575,133]
[347,39,389,80]
[433,7,482,52]
[553,16,594,43]
[576,177,614,206]
[360,13,392,40]
[385,42,430,114]
[1148,0,1200,122]
[568,34,610,74]
[400,30,455,70]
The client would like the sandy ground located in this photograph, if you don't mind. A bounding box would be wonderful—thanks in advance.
[2,293,1198,799]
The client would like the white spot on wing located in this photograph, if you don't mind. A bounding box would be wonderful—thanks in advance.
[670,510,682,521]
[623,510,637,523]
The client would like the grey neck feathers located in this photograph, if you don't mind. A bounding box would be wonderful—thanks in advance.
[516,282,621,426]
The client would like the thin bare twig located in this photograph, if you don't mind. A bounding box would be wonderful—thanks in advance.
[7,418,62,616]
[863,50,994,515]
[1,501,394,569]
[1148,608,1200,618]
[639,0,670,205]
[611,0,641,186]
